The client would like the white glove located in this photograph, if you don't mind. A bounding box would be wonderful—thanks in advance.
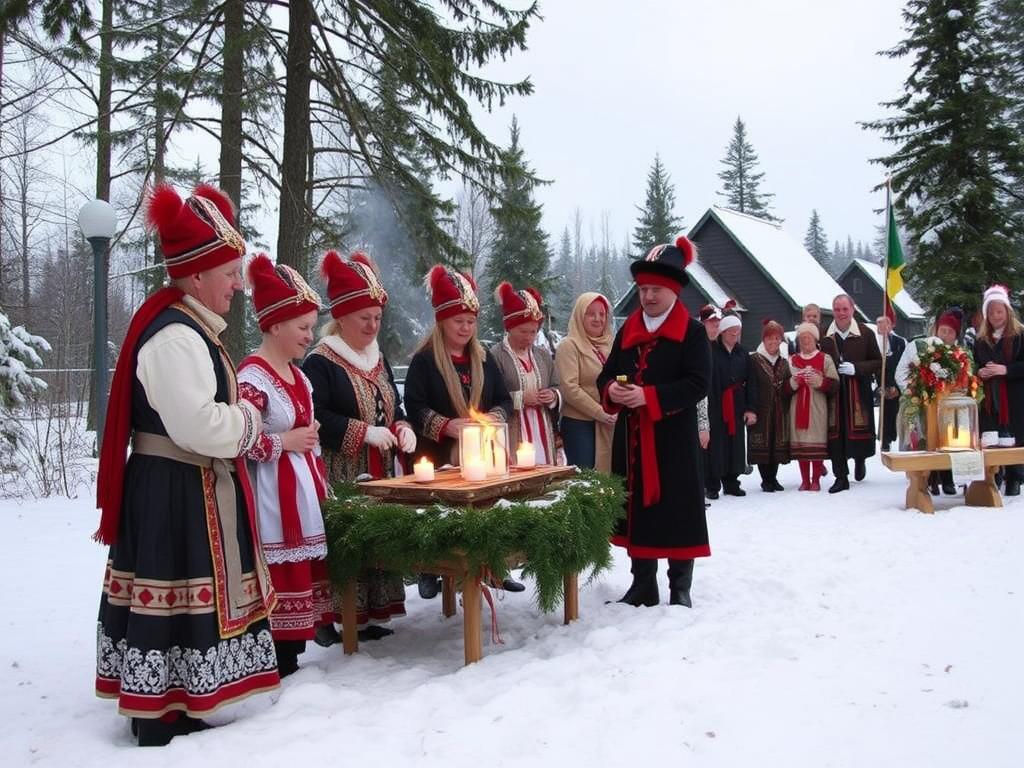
[365,425,398,449]
[397,424,417,453]
[838,362,856,376]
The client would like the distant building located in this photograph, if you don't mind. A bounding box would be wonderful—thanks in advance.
[615,206,863,349]
[837,258,928,339]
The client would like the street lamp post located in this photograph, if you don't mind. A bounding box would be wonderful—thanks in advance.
[78,200,118,451]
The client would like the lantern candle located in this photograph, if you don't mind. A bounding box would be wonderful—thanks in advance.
[462,458,486,482]
[516,442,536,468]
[945,423,972,449]
[461,425,481,464]
[413,457,434,483]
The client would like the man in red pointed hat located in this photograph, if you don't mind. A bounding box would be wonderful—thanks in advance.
[94,184,279,746]
[596,237,712,608]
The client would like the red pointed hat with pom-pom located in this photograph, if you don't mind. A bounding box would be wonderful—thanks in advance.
[247,253,322,331]
[496,282,544,330]
[321,250,388,319]
[630,235,697,291]
[146,183,246,279]
[425,264,479,321]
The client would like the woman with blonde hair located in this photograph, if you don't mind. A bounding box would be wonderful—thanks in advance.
[974,285,1024,495]
[554,292,617,471]
[404,264,513,597]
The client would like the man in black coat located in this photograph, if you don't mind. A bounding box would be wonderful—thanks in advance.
[875,315,906,451]
[597,237,711,608]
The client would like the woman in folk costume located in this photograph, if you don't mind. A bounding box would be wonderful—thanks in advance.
[404,264,514,598]
[554,292,617,471]
[237,255,329,676]
[490,282,561,465]
[788,322,839,491]
[95,184,278,746]
[699,304,724,499]
[301,251,416,635]
[596,237,711,608]
[710,306,752,496]
[974,285,1024,496]
[745,319,793,492]
[894,308,964,495]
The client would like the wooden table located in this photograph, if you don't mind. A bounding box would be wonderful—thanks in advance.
[341,465,580,665]
[881,447,1024,513]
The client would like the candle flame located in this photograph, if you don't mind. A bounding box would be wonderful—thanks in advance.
[468,407,491,425]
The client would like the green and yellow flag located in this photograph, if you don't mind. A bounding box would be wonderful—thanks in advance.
[885,185,905,322]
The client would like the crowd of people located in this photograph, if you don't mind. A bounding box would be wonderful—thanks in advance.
[92,183,1023,746]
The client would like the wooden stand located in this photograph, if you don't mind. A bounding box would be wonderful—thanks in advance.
[341,466,583,666]
[881,447,1024,513]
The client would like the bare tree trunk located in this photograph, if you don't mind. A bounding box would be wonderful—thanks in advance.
[0,28,6,306]
[219,0,246,360]
[19,141,30,325]
[276,0,312,273]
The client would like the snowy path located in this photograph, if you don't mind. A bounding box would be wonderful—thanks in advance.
[2,456,1022,767]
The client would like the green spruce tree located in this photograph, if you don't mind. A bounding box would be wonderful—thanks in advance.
[717,116,776,220]
[549,227,575,331]
[803,210,832,273]
[484,117,551,340]
[632,154,682,253]
[863,0,1024,311]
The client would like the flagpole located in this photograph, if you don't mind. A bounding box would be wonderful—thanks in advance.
[879,177,892,454]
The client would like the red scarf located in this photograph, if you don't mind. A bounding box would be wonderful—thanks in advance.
[721,383,739,436]
[240,357,328,547]
[790,351,825,430]
[94,287,185,544]
[620,301,690,507]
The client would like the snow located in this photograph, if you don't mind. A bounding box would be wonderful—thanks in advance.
[948,9,964,20]
[696,207,849,311]
[849,258,927,319]
[4,455,1024,767]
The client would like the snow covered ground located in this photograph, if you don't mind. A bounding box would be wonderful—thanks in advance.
[3,454,1023,767]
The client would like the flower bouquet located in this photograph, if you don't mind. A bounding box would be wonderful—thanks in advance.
[899,342,983,429]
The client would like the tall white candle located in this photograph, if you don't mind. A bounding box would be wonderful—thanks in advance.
[461,425,481,465]
[413,457,434,483]
[462,458,486,482]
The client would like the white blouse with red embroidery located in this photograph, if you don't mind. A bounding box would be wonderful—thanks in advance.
[238,357,328,564]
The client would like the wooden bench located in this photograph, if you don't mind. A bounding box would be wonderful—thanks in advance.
[881,447,1024,513]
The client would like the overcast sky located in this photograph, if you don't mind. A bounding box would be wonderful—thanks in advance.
[461,0,911,253]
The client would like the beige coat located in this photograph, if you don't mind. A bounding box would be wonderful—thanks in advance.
[490,340,560,464]
[554,336,613,472]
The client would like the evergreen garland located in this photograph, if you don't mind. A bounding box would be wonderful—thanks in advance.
[322,470,624,613]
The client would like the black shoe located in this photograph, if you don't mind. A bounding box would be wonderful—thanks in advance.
[929,479,940,495]
[614,574,659,607]
[771,480,784,491]
[942,482,957,495]
[723,486,746,497]
[1006,479,1021,496]
[760,481,776,493]
[314,623,341,648]
[854,459,866,481]
[500,578,526,592]
[828,477,850,494]
[135,718,177,747]
[274,640,301,678]
[418,573,441,600]
[358,625,394,641]
[668,559,694,607]
[705,489,719,500]
[177,716,214,735]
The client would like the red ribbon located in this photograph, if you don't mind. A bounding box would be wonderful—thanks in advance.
[790,352,825,430]
[721,383,739,436]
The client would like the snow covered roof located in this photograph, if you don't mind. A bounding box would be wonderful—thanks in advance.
[692,206,849,312]
[844,258,927,319]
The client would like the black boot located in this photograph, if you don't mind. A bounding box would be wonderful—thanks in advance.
[928,471,940,495]
[616,558,659,607]
[418,573,441,599]
[828,476,850,494]
[135,717,178,747]
[854,458,867,482]
[667,559,694,607]
[314,623,341,648]
[274,640,303,678]
[940,470,957,496]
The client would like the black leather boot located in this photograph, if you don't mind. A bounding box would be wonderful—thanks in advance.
[135,717,178,747]
[667,559,694,607]
[616,558,659,607]
[274,640,303,678]
[418,573,441,599]
[314,623,342,647]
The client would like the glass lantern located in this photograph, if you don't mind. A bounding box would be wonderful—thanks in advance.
[458,421,509,481]
[936,393,979,452]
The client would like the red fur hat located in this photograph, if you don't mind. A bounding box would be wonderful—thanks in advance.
[146,183,246,279]
[496,282,544,330]
[425,264,479,321]
[321,250,389,319]
[247,254,322,332]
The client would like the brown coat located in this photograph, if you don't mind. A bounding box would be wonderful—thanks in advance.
[823,321,881,460]
[554,336,613,472]
[746,350,793,464]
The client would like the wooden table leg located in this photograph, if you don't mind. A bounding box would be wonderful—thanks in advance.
[341,580,359,655]
[906,470,935,514]
[563,572,579,624]
[965,465,1004,508]
[442,575,456,618]
[462,574,483,665]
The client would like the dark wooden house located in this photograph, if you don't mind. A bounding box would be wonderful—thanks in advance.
[837,258,927,339]
[615,207,861,350]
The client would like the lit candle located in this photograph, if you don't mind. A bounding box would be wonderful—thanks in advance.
[461,425,481,465]
[516,442,536,468]
[945,423,972,448]
[413,457,434,483]
[462,458,486,482]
